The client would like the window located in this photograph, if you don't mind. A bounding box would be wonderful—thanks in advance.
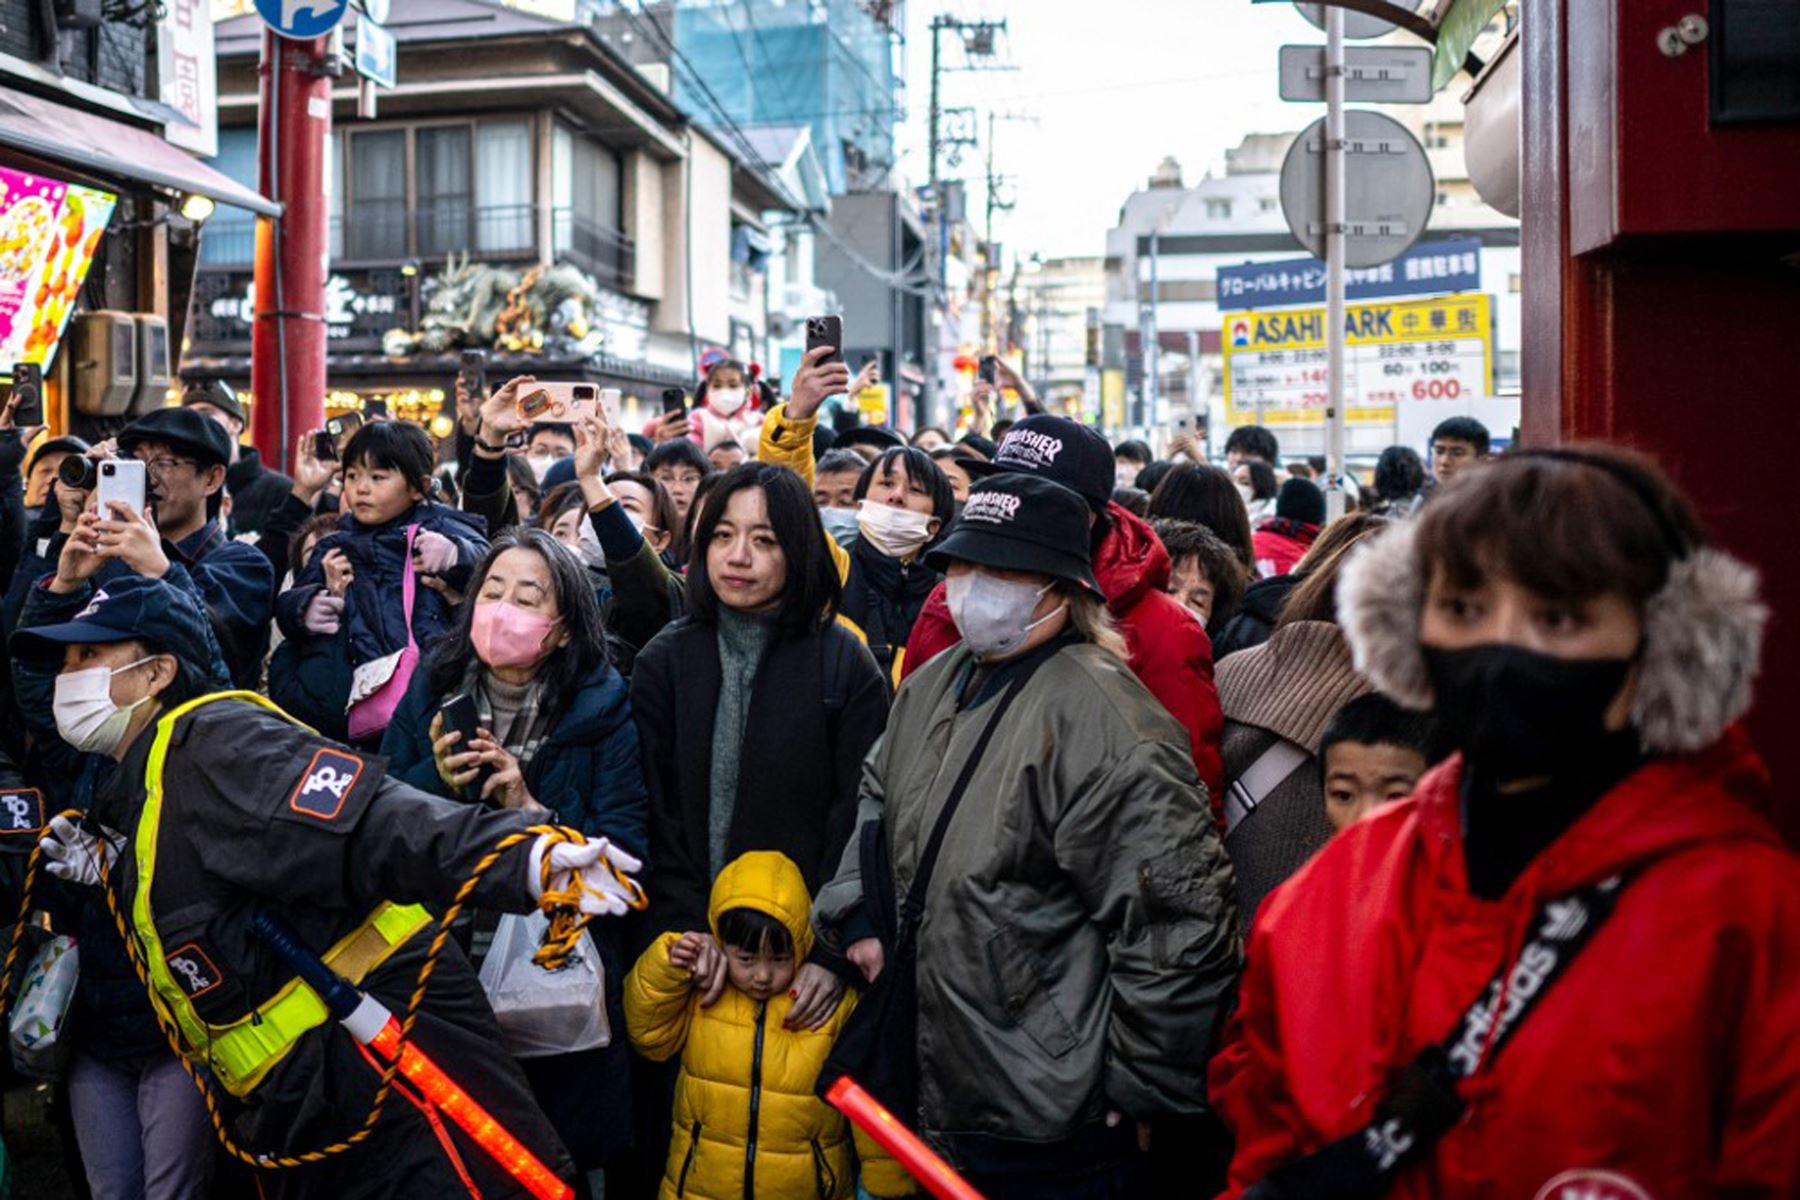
[477,120,533,252]
[552,123,628,286]
[1259,196,1277,212]
[1205,198,1232,220]
[415,126,472,257]
[200,128,258,265]
[347,129,407,260]
[328,130,342,260]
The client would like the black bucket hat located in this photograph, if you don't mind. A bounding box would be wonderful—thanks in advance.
[926,473,1102,597]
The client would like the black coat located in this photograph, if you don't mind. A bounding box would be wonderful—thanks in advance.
[226,445,294,538]
[1212,573,1301,661]
[839,538,940,684]
[628,616,887,945]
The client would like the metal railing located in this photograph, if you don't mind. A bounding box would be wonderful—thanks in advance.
[551,208,635,291]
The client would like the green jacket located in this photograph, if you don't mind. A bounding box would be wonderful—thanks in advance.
[813,639,1240,1160]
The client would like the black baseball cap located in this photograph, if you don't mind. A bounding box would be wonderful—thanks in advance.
[1276,477,1326,526]
[11,574,216,664]
[926,473,1102,597]
[24,435,88,477]
[835,424,905,452]
[961,414,1114,509]
[181,378,246,425]
[119,407,234,470]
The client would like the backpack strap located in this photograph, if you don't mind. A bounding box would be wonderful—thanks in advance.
[1224,737,1310,835]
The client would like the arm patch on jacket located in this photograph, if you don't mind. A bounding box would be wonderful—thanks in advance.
[288,749,366,822]
[0,789,45,835]
[165,941,225,998]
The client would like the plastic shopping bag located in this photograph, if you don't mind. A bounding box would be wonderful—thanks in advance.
[478,910,609,1058]
[8,935,78,1080]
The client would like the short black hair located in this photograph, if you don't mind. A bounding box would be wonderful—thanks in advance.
[342,420,435,497]
[1133,460,1173,496]
[1112,486,1150,517]
[716,907,795,960]
[990,419,1015,442]
[1319,694,1442,769]
[526,422,576,448]
[853,446,955,528]
[686,463,842,635]
[1307,455,1327,475]
[1275,477,1327,525]
[815,449,867,479]
[1241,459,1280,501]
[1374,445,1427,504]
[1225,425,1280,464]
[1114,439,1153,465]
[627,432,655,458]
[1430,416,1491,457]
[645,438,713,477]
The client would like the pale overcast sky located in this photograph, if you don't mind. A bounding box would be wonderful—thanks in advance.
[897,0,1330,262]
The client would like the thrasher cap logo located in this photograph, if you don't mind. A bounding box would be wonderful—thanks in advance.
[995,429,1064,471]
[288,748,365,821]
[962,491,1023,525]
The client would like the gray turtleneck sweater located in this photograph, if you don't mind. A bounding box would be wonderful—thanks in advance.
[709,607,774,879]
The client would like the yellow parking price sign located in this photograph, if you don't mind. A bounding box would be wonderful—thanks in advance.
[1222,294,1493,427]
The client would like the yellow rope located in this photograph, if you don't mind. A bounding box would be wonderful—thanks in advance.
[0,815,633,1173]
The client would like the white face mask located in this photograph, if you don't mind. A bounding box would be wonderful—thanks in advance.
[945,572,1066,661]
[1237,483,1256,506]
[856,500,936,559]
[54,658,156,756]
[818,506,861,549]
[708,387,748,417]
[527,453,559,485]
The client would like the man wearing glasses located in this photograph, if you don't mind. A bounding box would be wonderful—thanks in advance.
[98,407,276,688]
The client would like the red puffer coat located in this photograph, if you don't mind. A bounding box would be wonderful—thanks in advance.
[902,502,1225,805]
[1211,725,1800,1200]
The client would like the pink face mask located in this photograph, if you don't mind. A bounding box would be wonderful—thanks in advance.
[471,600,560,669]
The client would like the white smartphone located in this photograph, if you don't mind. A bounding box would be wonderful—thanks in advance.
[598,387,622,427]
[96,459,147,518]
[516,381,600,423]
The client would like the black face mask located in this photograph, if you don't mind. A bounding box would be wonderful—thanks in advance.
[1423,644,1634,780]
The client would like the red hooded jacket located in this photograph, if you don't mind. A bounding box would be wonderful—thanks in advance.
[1212,726,1800,1199]
[1251,517,1318,580]
[902,502,1225,805]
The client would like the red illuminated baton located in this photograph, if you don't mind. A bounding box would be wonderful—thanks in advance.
[251,910,572,1200]
[825,1076,987,1200]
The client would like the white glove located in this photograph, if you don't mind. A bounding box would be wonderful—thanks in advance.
[40,814,125,888]
[527,834,645,918]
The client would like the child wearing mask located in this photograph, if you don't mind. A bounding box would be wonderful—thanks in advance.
[689,354,767,457]
[1317,693,1439,833]
[625,851,911,1200]
[275,421,488,744]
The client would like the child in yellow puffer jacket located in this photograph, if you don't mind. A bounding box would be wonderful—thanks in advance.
[625,851,914,1200]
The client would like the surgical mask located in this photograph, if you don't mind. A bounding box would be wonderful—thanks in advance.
[1423,644,1634,779]
[708,387,748,417]
[574,518,608,570]
[54,658,156,756]
[1237,483,1256,506]
[471,600,561,669]
[945,571,1066,660]
[856,500,935,559]
[527,453,559,485]
[818,506,860,549]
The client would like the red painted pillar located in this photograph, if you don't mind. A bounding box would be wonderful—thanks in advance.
[1521,0,1800,843]
[250,28,331,475]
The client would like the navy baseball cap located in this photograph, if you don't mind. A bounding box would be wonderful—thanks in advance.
[961,415,1115,509]
[926,473,1102,598]
[11,574,215,664]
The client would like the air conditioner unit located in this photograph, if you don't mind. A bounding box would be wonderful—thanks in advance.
[71,311,138,417]
[132,315,171,414]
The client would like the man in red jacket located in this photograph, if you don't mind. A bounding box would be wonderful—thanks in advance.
[1213,449,1800,1199]
[902,415,1225,806]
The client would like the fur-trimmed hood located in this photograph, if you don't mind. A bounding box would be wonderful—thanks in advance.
[1336,519,1767,755]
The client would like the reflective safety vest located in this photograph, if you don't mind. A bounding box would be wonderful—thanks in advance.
[131,691,432,1098]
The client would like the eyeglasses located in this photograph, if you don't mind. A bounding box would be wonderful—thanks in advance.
[135,454,199,477]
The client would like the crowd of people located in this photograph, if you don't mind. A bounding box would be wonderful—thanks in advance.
[0,346,1793,1200]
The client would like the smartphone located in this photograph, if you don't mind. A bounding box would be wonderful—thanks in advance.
[458,349,487,404]
[805,314,844,366]
[516,382,596,422]
[10,362,42,426]
[598,387,623,427]
[313,430,338,462]
[440,692,482,748]
[327,410,363,444]
[661,386,688,417]
[978,354,999,387]
[363,397,389,419]
[96,458,147,518]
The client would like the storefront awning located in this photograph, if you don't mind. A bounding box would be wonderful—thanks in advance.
[0,85,279,217]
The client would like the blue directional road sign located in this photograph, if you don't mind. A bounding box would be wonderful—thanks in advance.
[254,0,351,40]
[356,14,396,88]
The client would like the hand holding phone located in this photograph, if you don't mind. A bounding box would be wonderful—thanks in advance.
[805,315,844,366]
[661,387,688,417]
[979,355,999,387]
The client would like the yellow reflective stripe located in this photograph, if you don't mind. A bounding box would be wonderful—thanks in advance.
[131,692,428,1098]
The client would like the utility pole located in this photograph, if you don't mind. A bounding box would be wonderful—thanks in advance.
[1324,6,1348,519]
[251,29,334,475]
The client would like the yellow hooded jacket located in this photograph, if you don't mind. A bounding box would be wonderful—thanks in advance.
[624,851,911,1200]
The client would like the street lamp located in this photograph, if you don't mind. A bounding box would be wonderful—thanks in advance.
[180,193,215,223]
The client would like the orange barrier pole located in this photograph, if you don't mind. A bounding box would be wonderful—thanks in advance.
[825,1077,987,1200]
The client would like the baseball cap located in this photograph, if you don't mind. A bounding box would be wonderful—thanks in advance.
[11,574,216,665]
[181,379,246,425]
[835,425,906,453]
[119,407,234,470]
[926,474,1102,597]
[24,435,89,478]
[961,415,1114,509]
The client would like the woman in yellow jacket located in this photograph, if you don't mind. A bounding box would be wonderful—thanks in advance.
[625,850,911,1200]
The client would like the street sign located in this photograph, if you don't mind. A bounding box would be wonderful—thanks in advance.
[1279,110,1435,268]
[1278,44,1434,103]
[1222,293,1493,429]
[254,0,351,39]
[355,13,396,88]
[1217,236,1482,310]
[1295,2,1396,39]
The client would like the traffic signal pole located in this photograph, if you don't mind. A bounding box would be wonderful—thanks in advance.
[1324,6,1347,521]
[250,28,332,475]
